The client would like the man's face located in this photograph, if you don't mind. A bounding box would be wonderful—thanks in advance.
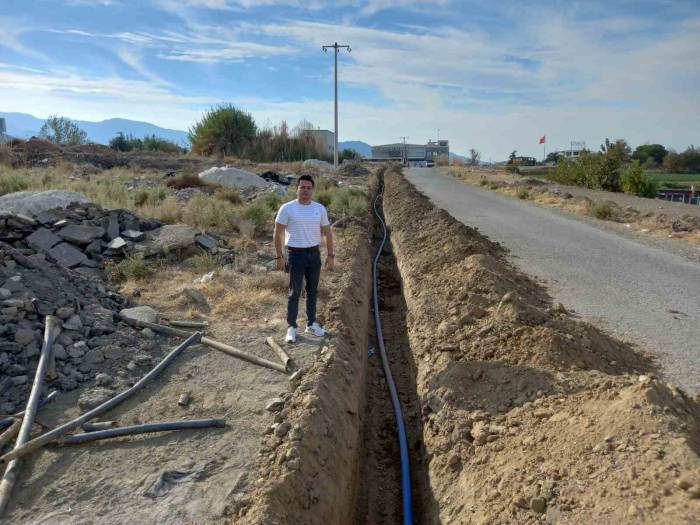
[297,180,314,201]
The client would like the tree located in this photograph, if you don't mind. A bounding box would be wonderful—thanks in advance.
[621,160,658,198]
[632,144,667,166]
[545,152,562,164]
[188,104,257,156]
[340,148,360,161]
[600,138,631,163]
[469,148,481,166]
[508,150,517,164]
[39,115,87,146]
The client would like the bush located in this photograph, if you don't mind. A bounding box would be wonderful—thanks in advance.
[621,161,658,198]
[517,188,530,199]
[241,201,271,233]
[190,252,220,271]
[589,201,614,220]
[166,174,206,190]
[189,104,257,156]
[329,187,366,219]
[107,255,151,283]
[39,115,87,146]
[110,132,182,153]
[479,178,488,186]
[548,153,621,191]
[0,171,29,196]
[505,165,520,175]
[182,193,238,230]
[133,186,167,207]
[315,189,333,207]
[214,186,243,205]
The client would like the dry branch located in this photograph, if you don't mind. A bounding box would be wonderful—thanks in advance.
[119,316,288,373]
[265,336,292,371]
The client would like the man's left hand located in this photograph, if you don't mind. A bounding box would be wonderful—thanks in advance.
[325,255,335,271]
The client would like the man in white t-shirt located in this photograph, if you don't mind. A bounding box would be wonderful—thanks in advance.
[274,175,334,343]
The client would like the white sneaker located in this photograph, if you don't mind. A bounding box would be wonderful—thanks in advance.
[285,327,297,343]
[305,322,326,337]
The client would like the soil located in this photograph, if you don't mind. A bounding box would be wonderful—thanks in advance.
[380,168,700,523]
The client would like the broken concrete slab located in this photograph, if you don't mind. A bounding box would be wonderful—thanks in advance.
[107,213,120,240]
[0,190,91,218]
[107,237,127,250]
[135,224,198,257]
[25,227,62,252]
[48,242,88,268]
[198,166,270,190]
[57,224,105,245]
[119,305,158,324]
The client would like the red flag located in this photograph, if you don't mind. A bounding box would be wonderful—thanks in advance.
[539,135,546,144]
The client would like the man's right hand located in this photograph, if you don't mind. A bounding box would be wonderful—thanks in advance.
[276,257,286,271]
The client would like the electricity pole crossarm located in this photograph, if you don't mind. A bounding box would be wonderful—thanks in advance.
[322,42,351,169]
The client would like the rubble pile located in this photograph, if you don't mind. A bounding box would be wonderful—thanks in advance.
[0,241,159,414]
[338,160,370,177]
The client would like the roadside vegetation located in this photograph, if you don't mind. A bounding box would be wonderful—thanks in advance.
[109,132,184,154]
[0,163,368,236]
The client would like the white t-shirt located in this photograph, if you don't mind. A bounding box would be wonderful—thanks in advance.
[275,200,330,248]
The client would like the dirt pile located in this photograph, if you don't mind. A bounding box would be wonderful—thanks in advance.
[382,169,700,523]
[338,161,370,177]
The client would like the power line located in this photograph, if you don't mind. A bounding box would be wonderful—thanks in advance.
[322,42,351,169]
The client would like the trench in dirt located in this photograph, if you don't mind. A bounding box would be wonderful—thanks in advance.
[355,200,435,524]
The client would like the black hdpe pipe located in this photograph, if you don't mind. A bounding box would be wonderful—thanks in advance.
[372,191,413,524]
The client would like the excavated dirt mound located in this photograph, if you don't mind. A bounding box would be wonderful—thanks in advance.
[382,169,700,523]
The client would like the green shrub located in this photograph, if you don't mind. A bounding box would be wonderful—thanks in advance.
[107,255,151,283]
[189,104,257,156]
[214,186,243,205]
[182,193,238,229]
[315,189,333,207]
[479,178,489,186]
[621,161,659,198]
[505,165,520,175]
[0,171,29,196]
[133,186,167,207]
[329,187,366,219]
[190,252,220,271]
[262,192,282,211]
[589,200,614,220]
[548,153,622,192]
[517,188,530,199]
[241,200,272,233]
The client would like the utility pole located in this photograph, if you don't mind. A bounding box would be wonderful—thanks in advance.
[322,42,351,169]
[399,136,409,165]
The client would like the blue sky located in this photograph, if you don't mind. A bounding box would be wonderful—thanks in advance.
[1,0,699,159]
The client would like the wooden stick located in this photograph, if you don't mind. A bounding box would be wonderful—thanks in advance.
[82,421,117,432]
[265,336,292,371]
[0,332,201,466]
[119,316,288,374]
[0,420,21,449]
[0,316,60,515]
[167,320,209,329]
[60,418,225,444]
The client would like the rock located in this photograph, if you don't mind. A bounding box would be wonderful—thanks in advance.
[57,224,104,245]
[48,242,88,268]
[53,343,67,360]
[14,329,35,345]
[107,213,120,240]
[69,342,87,358]
[25,343,40,358]
[63,314,84,331]
[0,190,90,218]
[56,306,75,320]
[0,402,16,414]
[141,327,156,339]
[25,227,62,252]
[181,287,208,307]
[274,421,291,438]
[122,229,145,242]
[195,234,218,252]
[83,348,105,365]
[11,375,28,386]
[530,497,547,513]
[265,397,285,412]
[119,305,158,324]
[35,208,66,225]
[0,342,22,355]
[107,237,127,250]
[85,239,103,255]
[198,166,271,190]
[302,159,334,171]
[78,387,113,410]
[135,224,198,257]
[0,288,10,299]
[95,372,114,387]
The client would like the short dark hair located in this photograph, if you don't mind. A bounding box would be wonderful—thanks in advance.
[297,174,315,188]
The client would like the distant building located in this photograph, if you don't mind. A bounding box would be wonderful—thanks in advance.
[371,139,449,165]
[511,156,537,166]
[309,129,335,158]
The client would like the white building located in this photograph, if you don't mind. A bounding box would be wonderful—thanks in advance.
[309,129,335,158]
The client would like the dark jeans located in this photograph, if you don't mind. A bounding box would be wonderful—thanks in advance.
[287,248,321,328]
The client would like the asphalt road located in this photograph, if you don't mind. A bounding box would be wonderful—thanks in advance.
[405,168,700,393]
